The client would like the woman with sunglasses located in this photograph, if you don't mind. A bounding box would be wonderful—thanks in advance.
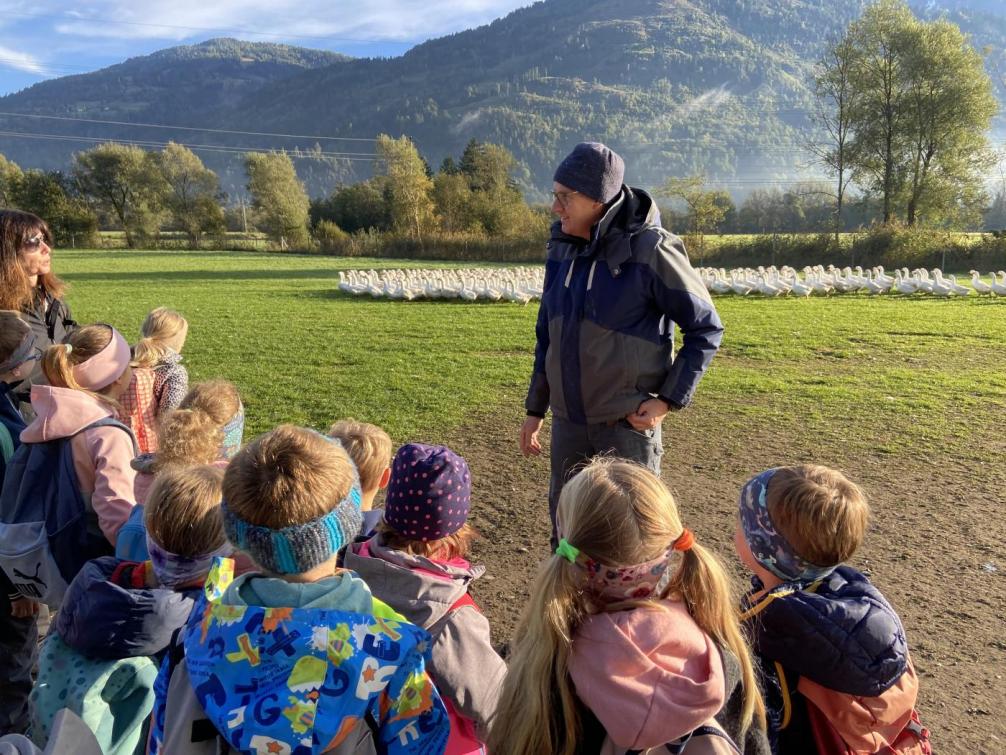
[0,210,77,402]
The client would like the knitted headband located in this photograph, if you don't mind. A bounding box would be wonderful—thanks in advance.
[738,468,836,583]
[222,473,363,575]
[71,326,131,391]
[0,330,38,374]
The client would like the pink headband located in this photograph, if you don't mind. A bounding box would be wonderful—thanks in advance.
[71,327,131,391]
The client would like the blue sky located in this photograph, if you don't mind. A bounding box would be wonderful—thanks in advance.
[0,1,535,96]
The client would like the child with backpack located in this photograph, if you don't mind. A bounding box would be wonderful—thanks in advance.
[117,380,243,561]
[734,466,930,755]
[150,425,450,754]
[489,457,768,755]
[328,418,392,536]
[120,307,189,452]
[0,323,137,608]
[0,312,40,735]
[30,465,230,755]
[344,443,505,755]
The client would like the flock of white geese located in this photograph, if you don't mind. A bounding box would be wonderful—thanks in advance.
[338,265,1006,302]
[698,266,1006,297]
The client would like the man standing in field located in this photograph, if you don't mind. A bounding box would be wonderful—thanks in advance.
[519,142,724,540]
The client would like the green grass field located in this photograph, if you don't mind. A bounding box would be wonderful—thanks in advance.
[59,248,1006,462]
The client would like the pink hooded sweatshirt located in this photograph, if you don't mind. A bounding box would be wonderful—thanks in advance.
[21,385,138,545]
[570,599,726,752]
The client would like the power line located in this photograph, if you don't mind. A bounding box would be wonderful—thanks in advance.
[0,111,378,142]
[0,130,383,161]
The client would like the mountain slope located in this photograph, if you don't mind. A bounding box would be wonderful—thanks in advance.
[0,39,350,172]
[0,0,1002,197]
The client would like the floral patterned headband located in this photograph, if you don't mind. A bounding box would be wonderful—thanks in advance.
[555,529,694,604]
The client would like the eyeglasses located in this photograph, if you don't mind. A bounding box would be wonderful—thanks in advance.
[551,190,579,208]
[22,234,46,250]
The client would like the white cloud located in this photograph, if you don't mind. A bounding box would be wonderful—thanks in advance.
[0,44,49,75]
[47,1,535,44]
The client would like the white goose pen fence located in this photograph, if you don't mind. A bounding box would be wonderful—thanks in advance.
[338,265,1006,302]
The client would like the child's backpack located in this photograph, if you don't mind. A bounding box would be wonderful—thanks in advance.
[0,418,136,607]
[796,660,932,755]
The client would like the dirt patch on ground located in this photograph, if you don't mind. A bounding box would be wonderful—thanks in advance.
[433,403,1006,754]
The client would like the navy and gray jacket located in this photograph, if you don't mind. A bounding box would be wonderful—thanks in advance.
[742,566,910,751]
[525,186,723,425]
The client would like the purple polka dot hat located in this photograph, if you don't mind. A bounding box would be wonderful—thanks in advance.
[385,443,472,541]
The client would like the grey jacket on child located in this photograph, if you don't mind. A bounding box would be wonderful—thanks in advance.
[344,536,505,734]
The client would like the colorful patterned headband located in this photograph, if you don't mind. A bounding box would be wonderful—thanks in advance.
[0,330,38,374]
[71,326,131,391]
[146,534,233,589]
[219,405,244,461]
[221,479,363,575]
[555,530,694,605]
[739,468,836,583]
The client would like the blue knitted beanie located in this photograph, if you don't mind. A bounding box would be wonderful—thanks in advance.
[553,142,625,203]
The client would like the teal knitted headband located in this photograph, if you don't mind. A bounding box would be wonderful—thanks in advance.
[222,447,363,575]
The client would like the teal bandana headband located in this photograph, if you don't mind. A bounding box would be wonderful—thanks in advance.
[739,468,836,584]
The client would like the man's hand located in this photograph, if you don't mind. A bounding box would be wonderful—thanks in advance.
[626,398,670,431]
[520,416,544,456]
[10,596,39,619]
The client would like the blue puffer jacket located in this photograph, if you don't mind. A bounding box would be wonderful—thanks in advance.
[525,186,723,424]
[54,557,196,660]
[743,565,908,698]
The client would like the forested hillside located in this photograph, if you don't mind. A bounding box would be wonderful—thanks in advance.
[0,0,1002,197]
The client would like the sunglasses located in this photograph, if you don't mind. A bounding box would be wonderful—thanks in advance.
[22,233,47,250]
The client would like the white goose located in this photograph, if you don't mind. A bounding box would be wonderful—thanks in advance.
[990,272,1006,297]
[970,271,992,296]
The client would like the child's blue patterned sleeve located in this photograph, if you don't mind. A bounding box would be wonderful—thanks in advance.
[376,645,449,755]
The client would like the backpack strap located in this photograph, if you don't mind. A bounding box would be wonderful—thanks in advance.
[0,422,13,465]
[447,592,481,616]
[80,416,139,456]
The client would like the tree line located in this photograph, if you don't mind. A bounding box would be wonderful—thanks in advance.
[0,136,549,251]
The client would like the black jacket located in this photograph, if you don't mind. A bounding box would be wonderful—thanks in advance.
[13,287,76,401]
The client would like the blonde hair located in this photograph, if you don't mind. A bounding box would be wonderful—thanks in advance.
[133,307,187,368]
[153,409,223,471]
[376,521,478,561]
[41,324,124,408]
[766,465,869,567]
[223,425,354,529]
[145,465,225,557]
[489,458,765,755]
[179,379,241,425]
[328,419,392,492]
[0,310,31,362]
